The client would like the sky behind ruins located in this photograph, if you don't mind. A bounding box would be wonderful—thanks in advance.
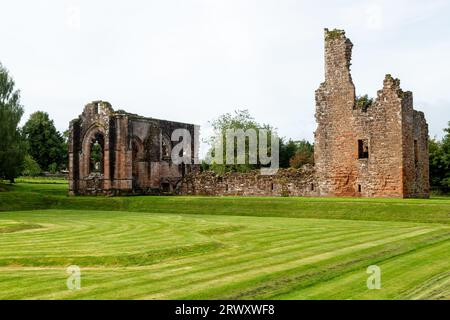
[1,0,450,156]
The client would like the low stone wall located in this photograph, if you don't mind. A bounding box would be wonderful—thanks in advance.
[178,166,318,197]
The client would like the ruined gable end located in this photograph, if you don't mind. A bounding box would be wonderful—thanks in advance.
[314,29,429,198]
[68,101,198,196]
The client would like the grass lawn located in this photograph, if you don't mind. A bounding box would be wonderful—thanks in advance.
[0,181,449,300]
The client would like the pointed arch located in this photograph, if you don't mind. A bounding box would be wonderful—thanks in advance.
[80,125,107,178]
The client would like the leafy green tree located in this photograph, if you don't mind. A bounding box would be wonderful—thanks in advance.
[429,121,450,193]
[429,138,443,189]
[0,63,26,183]
[60,129,70,170]
[279,139,298,168]
[289,140,314,168]
[355,95,373,111]
[439,122,450,190]
[22,154,42,176]
[205,110,276,173]
[23,111,66,171]
[90,141,103,173]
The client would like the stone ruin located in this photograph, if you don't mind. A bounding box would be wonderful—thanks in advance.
[68,101,198,195]
[180,166,318,197]
[180,29,429,198]
[314,29,429,198]
[69,29,429,198]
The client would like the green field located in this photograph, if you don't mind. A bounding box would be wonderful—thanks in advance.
[0,180,449,300]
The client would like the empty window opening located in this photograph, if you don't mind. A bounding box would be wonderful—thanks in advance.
[161,136,171,159]
[225,184,229,192]
[90,133,105,174]
[358,184,362,193]
[270,183,274,191]
[358,139,369,159]
[311,183,314,191]
[161,183,171,192]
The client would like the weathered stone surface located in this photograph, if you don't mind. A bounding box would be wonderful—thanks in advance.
[70,29,429,198]
[179,166,317,197]
[68,101,198,196]
[314,29,429,198]
[180,28,429,198]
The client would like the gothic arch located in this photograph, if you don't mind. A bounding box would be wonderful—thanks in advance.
[131,136,145,161]
[80,125,107,178]
[131,136,146,188]
[161,133,172,160]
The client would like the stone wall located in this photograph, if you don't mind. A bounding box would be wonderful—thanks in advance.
[179,166,318,197]
[314,29,429,198]
[69,28,430,199]
[68,101,198,196]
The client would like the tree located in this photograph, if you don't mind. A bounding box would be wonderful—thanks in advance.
[441,123,450,190]
[90,141,103,172]
[429,121,450,193]
[205,110,277,173]
[429,138,443,188]
[279,139,298,168]
[355,95,373,111]
[23,111,66,171]
[0,63,26,183]
[59,129,70,171]
[22,154,42,176]
[289,140,314,168]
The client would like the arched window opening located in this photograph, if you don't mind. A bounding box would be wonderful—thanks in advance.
[90,133,105,174]
[161,135,171,159]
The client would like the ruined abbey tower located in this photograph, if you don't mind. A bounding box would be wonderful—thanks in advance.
[314,29,429,198]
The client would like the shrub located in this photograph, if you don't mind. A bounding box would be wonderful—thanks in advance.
[48,162,58,174]
[22,154,42,177]
[355,95,373,112]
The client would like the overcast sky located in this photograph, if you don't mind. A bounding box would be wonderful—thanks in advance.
[1,0,449,156]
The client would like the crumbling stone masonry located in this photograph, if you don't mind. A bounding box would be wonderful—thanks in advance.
[314,29,429,198]
[180,166,318,197]
[69,29,430,198]
[179,29,429,198]
[68,101,198,195]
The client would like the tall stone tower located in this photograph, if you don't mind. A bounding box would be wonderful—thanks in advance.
[314,29,429,198]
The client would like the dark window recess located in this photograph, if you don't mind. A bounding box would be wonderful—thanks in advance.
[311,183,314,191]
[358,184,362,193]
[161,183,170,192]
[225,184,229,192]
[270,183,274,191]
[358,139,369,159]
